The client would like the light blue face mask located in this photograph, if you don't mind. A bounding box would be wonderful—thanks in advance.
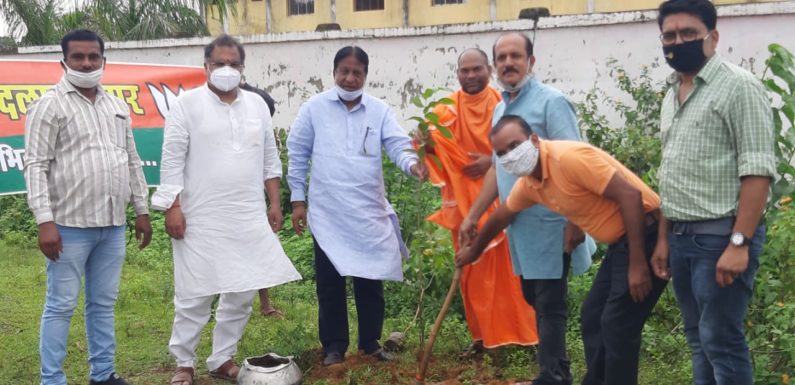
[334,85,363,101]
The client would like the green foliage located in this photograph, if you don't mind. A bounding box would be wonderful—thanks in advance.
[0,195,37,243]
[747,201,795,384]
[398,86,455,344]
[577,60,666,190]
[763,43,795,211]
[0,0,232,45]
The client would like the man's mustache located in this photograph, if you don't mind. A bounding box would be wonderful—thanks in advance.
[502,67,519,75]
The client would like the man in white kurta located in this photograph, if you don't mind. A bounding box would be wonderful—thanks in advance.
[151,35,301,384]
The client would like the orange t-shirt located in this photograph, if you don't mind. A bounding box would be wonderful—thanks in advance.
[505,140,661,245]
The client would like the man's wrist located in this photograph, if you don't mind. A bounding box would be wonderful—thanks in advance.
[291,201,306,208]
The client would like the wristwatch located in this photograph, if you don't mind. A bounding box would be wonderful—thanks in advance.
[730,232,751,247]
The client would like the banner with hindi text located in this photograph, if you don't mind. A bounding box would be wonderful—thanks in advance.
[0,60,206,195]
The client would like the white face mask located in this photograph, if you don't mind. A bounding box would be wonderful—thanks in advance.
[62,60,104,89]
[495,74,532,94]
[335,85,364,101]
[209,66,242,92]
[498,140,539,177]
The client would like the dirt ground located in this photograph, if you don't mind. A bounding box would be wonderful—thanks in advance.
[302,349,524,385]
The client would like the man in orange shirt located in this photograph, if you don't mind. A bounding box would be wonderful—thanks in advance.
[457,115,669,385]
[424,48,538,354]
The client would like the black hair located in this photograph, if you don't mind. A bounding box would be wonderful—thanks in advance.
[333,46,369,74]
[657,0,717,30]
[241,83,276,117]
[491,115,534,137]
[204,34,246,64]
[458,47,489,66]
[61,29,105,57]
[492,32,534,63]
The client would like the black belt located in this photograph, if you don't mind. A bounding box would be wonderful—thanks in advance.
[670,217,734,236]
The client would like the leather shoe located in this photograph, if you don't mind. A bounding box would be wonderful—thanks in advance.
[323,351,344,366]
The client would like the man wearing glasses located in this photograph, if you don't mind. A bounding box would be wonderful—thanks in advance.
[652,1,775,384]
[152,34,301,385]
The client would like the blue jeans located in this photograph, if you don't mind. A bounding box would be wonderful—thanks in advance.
[669,225,765,385]
[40,225,126,385]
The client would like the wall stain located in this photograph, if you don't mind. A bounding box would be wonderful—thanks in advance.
[307,76,324,93]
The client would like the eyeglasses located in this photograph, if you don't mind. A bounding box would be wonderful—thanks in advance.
[207,61,244,71]
[659,28,708,45]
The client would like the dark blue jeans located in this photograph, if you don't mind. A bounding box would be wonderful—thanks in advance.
[669,225,765,385]
[580,223,668,385]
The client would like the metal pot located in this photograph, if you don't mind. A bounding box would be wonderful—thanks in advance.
[237,353,302,385]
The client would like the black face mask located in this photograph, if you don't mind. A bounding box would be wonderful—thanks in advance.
[663,38,707,73]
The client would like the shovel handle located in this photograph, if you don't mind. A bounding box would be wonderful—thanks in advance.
[415,267,463,384]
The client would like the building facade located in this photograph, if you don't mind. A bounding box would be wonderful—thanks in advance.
[207,0,785,34]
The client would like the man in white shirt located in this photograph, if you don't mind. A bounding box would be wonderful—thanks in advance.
[152,34,301,385]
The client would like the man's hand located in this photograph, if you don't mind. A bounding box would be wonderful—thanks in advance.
[455,246,480,267]
[38,221,62,261]
[462,153,492,179]
[716,245,749,288]
[135,214,152,249]
[628,256,652,303]
[411,163,429,181]
[165,206,187,240]
[268,206,284,233]
[292,202,307,236]
[563,222,585,254]
[650,239,670,280]
[458,216,478,247]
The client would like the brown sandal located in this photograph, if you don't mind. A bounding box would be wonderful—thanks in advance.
[209,359,239,382]
[170,367,194,385]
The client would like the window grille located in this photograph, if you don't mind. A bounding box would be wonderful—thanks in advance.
[432,0,464,5]
[288,0,315,15]
[355,0,385,11]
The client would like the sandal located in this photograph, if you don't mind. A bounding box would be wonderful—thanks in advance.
[170,367,194,385]
[209,359,239,382]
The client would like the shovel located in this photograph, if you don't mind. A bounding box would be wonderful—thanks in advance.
[414,267,463,385]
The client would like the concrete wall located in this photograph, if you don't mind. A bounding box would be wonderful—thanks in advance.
[6,2,795,131]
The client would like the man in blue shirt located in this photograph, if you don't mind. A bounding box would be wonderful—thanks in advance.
[461,32,594,385]
[287,46,427,366]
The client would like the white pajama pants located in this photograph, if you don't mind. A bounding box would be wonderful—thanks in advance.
[168,290,257,371]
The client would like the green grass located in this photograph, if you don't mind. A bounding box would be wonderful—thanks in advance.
[0,234,692,385]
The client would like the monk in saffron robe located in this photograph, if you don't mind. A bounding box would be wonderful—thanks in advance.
[424,48,537,351]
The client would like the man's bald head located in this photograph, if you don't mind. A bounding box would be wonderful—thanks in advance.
[457,47,492,95]
[457,48,489,68]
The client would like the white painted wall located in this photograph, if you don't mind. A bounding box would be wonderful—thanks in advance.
[4,2,795,130]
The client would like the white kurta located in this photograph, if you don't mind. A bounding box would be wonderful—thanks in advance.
[152,85,301,300]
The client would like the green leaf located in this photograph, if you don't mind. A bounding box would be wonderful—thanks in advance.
[409,116,426,124]
[764,79,786,95]
[426,112,441,127]
[411,96,424,108]
[438,98,456,105]
[437,125,453,139]
[422,88,435,99]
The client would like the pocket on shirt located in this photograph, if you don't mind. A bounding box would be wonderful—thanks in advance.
[244,119,263,147]
[359,125,380,157]
[112,113,130,149]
